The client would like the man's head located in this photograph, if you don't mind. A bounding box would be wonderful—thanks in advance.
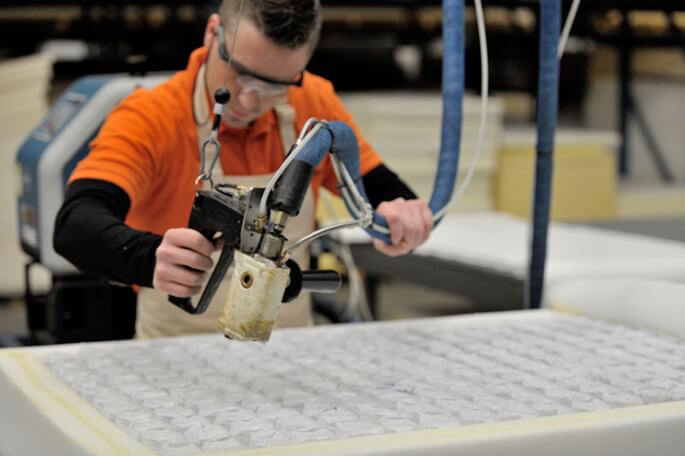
[219,0,322,53]
[203,0,322,128]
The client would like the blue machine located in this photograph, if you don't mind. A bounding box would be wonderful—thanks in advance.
[16,75,167,275]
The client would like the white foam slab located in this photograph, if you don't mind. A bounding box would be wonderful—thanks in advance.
[1,310,684,455]
[546,278,685,339]
[336,212,685,285]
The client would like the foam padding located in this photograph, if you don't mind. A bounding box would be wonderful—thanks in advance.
[1,311,684,455]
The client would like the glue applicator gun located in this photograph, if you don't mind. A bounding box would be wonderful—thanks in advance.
[168,157,341,341]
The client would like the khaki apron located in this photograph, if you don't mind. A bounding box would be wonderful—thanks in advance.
[136,64,315,338]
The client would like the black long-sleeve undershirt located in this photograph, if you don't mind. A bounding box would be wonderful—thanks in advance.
[53,179,162,287]
[53,164,416,287]
[361,164,416,209]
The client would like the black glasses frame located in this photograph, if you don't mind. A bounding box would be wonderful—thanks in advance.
[216,25,304,87]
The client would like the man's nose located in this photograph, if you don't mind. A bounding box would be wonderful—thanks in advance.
[238,89,259,110]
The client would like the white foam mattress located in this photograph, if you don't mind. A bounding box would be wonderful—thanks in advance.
[337,212,685,285]
[1,310,684,455]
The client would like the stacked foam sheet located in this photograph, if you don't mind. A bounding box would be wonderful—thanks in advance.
[337,212,685,288]
[1,310,684,455]
[0,53,53,296]
[546,278,685,340]
[494,128,619,221]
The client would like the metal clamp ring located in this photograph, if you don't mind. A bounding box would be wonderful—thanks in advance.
[198,136,221,186]
[194,173,213,192]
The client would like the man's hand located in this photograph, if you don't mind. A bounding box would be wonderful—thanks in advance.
[373,198,433,256]
[152,228,222,297]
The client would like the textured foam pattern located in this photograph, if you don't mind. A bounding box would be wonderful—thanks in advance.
[38,313,685,455]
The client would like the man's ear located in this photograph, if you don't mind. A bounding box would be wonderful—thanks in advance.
[203,13,221,48]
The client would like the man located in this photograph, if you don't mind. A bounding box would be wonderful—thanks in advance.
[54,0,433,338]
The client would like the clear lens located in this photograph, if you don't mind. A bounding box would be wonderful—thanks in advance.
[236,74,289,97]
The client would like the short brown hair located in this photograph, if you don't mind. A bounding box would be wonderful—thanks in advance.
[219,0,322,51]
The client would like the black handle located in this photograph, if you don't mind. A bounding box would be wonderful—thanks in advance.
[301,270,342,293]
[167,227,216,314]
[282,259,341,303]
[167,190,243,314]
[169,294,196,312]
[185,243,235,314]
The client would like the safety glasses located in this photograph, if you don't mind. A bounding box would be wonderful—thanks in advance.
[216,25,304,97]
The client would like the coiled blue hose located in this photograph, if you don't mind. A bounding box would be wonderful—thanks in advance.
[293,121,386,240]
[526,0,561,309]
[293,0,465,243]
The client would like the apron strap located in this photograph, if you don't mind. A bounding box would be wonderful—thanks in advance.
[274,102,297,155]
[193,63,211,131]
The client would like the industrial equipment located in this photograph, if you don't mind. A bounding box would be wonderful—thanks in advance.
[15,75,167,343]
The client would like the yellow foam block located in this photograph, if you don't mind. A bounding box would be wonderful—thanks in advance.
[0,350,154,456]
[494,144,617,221]
[316,188,350,225]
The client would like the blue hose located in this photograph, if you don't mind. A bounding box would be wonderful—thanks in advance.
[293,0,465,243]
[527,0,561,309]
[294,121,388,241]
[429,0,464,222]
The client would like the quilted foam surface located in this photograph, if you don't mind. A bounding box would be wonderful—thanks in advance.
[18,311,685,455]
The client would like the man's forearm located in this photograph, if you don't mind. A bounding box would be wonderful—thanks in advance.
[53,179,162,287]
[362,164,417,208]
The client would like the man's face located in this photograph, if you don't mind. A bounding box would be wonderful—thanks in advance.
[204,16,311,128]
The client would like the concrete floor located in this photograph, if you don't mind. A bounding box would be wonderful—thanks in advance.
[580,216,685,243]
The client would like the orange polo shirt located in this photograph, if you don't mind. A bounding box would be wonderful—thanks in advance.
[69,47,382,236]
